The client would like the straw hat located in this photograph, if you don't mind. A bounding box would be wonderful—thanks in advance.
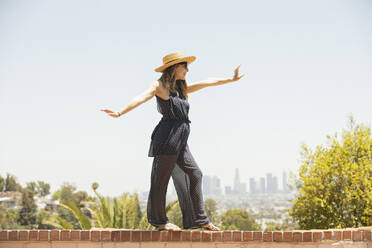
[155,51,196,72]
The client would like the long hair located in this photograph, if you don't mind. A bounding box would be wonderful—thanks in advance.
[158,62,189,100]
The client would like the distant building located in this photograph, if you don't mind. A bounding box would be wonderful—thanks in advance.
[212,176,222,195]
[0,191,22,209]
[240,182,247,194]
[273,176,279,193]
[203,175,222,196]
[259,177,266,194]
[249,178,256,194]
[225,186,232,195]
[233,168,240,194]
[233,168,246,195]
[266,173,273,193]
[203,175,212,195]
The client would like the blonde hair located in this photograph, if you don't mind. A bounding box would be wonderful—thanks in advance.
[158,63,188,100]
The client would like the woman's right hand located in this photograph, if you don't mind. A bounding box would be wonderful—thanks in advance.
[101,109,120,118]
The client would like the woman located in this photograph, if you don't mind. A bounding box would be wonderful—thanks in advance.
[101,51,244,231]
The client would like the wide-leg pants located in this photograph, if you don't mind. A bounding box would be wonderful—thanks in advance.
[147,144,210,229]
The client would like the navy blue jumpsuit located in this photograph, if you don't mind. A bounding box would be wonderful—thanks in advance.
[147,84,210,229]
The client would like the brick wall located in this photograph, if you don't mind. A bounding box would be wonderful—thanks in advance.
[0,227,371,248]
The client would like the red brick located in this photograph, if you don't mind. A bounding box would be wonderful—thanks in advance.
[182,230,191,241]
[29,230,38,241]
[9,230,18,241]
[191,231,201,242]
[19,230,28,241]
[131,230,141,242]
[293,232,302,242]
[313,232,322,242]
[202,231,212,242]
[0,231,7,241]
[273,232,282,242]
[253,231,262,241]
[212,231,222,242]
[343,230,351,240]
[142,231,151,241]
[283,232,292,241]
[71,230,80,241]
[81,230,90,241]
[352,230,361,241]
[50,230,60,241]
[243,231,252,241]
[223,231,232,242]
[263,232,273,242]
[121,230,131,241]
[111,231,120,242]
[171,231,181,241]
[101,231,111,241]
[61,230,70,241]
[303,232,312,242]
[233,231,241,242]
[91,230,100,241]
[161,230,170,241]
[363,230,371,241]
[151,231,160,241]
[39,230,49,241]
[324,231,332,240]
[334,231,342,240]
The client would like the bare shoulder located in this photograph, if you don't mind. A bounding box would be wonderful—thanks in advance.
[152,79,169,100]
[147,80,159,89]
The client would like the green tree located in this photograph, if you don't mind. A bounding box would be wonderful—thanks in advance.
[5,174,21,192]
[26,182,38,194]
[0,206,20,229]
[289,116,372,229]
[59,183,78,204]
[204,198,219,224]
[55,183,82,229]
[37,181,51,197]
[17,188,37,227]
[74,191,89,207]
[0,175,5,192]
[220,209,261,230]
[26,181,50,197]
[167,201,182,227]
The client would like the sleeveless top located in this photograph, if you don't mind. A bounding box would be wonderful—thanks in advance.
[148,86,191,157]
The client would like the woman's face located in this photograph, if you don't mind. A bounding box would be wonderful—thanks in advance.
[174,62,188,80]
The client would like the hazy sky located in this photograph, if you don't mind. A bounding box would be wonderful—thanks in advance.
[1,0,371,197]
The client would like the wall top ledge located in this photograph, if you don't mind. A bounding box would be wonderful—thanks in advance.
[0,227,371,243]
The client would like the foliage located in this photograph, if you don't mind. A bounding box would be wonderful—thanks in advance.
[53,182,89,229]
[0,206,20,229]
[220,209,261,230]
[0,173,22,192]
[88,182,144,229]
[204,198,219,224]
[26,181,51,197]
[17,188,37,227]
[59,200,91,229]
[289,116,372,229]
[0,176,4,192]
[167,200,182,227]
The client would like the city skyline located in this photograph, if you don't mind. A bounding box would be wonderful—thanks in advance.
[202,169,292,197]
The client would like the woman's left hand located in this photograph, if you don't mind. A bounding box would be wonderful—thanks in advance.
[231,65,245,82]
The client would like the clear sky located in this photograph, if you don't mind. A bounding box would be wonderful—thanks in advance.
[1,0,371,197]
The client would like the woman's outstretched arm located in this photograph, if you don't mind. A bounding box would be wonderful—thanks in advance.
[187,65,245,94]
[101,81,157,118]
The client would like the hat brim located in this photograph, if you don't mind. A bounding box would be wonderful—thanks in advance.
[155,56,196,72]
